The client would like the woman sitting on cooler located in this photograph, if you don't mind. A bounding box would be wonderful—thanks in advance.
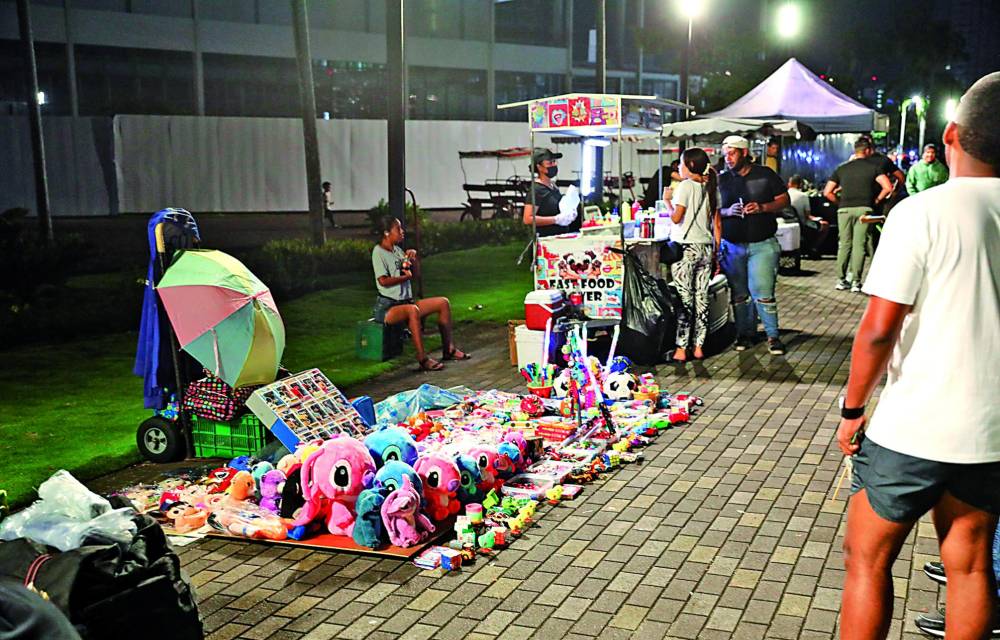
[372,216,470,371]
[662,148,722,362]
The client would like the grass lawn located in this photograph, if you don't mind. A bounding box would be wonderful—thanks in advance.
[0,243,530,507]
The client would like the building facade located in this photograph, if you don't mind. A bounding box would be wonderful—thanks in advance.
[0,0,683,121]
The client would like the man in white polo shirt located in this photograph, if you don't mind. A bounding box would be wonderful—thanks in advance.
[837,72,1000,639]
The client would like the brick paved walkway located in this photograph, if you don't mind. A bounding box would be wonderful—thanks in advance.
[183,259,940,640]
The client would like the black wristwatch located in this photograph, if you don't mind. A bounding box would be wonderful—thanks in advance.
[839,396,865,419]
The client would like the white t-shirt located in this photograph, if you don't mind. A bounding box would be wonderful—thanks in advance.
[787,187,811,224]
[670,179,716,244]
[862,177,1000,463]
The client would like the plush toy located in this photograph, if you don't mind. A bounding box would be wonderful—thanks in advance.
[352,489,386,549]
[413,453,462,521]
[374,460,423,496]
[259,469,286,514]
[465,445,509,493]
[151,499,208,533]
[519,394,544,417]
[454,454,485,505]
[209,502,288,540]
[292,436,377,536]
[227,471,256,502]
[277,454,299,475]
[228,456,253,471]
[206,467,240,494]
[496,443,521,481]
[602,371,637,402]
[502,431,530,471]
[381,476,435,547]
[363,425,419,467]
[279,467,305,519]
[607,356,632,374]
[250,461,274,498]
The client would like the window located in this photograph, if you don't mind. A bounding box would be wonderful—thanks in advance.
[314,60,387,119]
[408,66,486,120]
[75,45,193,116]
[495,0,565,46]
[494,71,563,121]
[0,40,70,115]
[203,53,298,117]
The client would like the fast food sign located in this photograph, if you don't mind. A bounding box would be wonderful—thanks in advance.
[530,95,621,131]
[536,234,623,319]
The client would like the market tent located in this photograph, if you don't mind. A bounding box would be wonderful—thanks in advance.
[700,59,885,134]
[660,117,815,142]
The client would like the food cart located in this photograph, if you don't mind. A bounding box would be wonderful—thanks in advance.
[496,93,690,320]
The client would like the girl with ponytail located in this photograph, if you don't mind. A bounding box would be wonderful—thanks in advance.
[662,148,722,361]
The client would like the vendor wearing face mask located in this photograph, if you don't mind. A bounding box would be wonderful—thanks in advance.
[522,148,581,237]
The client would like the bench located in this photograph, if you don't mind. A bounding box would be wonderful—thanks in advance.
[461,181,527,221]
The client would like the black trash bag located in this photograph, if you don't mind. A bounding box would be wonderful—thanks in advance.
[0,507,203,640]
[619,251,677,365]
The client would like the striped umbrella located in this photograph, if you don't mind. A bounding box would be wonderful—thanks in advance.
[157,249,284,388]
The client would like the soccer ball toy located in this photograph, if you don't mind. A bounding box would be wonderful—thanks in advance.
[602,371,637,402]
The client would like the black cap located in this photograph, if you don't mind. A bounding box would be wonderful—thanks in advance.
[531,148,563,166]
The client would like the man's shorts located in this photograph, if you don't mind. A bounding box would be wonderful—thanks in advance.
[851,438,1000,523]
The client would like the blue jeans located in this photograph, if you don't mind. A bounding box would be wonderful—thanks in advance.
[720,237,780,339]
[994,521,1000,596]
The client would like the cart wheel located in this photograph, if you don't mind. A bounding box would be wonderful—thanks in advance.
[136,416,185,463]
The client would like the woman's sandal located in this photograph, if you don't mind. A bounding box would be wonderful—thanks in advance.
[419,356,444,371]
[443,347,471,361]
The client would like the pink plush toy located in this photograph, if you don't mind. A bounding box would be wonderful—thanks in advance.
[466,444,510,493]
[413,452,462,522]
[381,476,435,547]
[502,431,530,472]
[292,436,376,536]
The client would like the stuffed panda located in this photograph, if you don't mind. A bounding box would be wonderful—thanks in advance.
[602,371,638,402]
[552,368,573,399]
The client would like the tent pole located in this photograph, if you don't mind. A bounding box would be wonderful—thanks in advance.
[530,129,536,281]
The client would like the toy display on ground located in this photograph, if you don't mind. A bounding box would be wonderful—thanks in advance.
[112,322,705,567]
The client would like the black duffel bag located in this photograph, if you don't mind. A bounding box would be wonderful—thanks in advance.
[0,507,203,640]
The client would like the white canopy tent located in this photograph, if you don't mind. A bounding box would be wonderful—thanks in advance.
[660,117,815,142]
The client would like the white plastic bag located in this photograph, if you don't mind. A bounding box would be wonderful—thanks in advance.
[0,470,137,551]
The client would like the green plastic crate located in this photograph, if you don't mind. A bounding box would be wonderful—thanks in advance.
[191,414,266,458]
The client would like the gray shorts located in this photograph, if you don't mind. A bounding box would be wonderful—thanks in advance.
[851,438,1000,523]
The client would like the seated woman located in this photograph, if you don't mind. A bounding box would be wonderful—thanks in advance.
[372,216,470,371]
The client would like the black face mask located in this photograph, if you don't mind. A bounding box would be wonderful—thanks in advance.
[546,165,559,178]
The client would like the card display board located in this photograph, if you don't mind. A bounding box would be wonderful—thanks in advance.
[530,95,621,131]
[246,369,368,451]
[535,234,624,319]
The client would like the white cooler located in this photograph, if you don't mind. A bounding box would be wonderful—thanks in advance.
[775,219,801,252]
[514,324,548,370]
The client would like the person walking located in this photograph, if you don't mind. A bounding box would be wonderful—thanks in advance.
[823,140,893,292]
[717,135,791,355]
[661,148,721,362]
[905,143,950,194]
[322,181,337,228]
[836,72,1000,640]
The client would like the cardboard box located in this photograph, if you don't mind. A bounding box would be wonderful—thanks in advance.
[507,320,524,367]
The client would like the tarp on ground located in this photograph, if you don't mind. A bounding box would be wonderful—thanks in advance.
[700,58,882,134]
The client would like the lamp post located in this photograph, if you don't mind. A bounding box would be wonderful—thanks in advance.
[912,95,928,151]
[676,0,704,121]
[944,98,959,122]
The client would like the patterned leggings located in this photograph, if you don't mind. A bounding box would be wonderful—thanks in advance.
[670,243,714,348]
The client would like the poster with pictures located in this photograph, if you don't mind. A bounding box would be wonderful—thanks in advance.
[529,95,621,131]
[536,234,624,319]
[247,368,368,450]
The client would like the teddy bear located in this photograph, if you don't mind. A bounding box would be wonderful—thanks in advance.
[292,436,376,537]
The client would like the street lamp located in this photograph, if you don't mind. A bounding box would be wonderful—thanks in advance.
[675,0,706,122]
[944,98,958,121]
[898,95,929,156]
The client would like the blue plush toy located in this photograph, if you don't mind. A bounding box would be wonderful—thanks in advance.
[250,461,274,498]
[374,460,423,496]
[608,356,633,374]
[228,456,253,471]
[363,426,418,467]
[352,489,386,549]
[455,454,485,504]
[496,443,521,481]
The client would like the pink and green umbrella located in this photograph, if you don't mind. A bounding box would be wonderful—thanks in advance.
[157,249,284,388]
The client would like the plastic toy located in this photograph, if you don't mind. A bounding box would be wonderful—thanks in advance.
[519,395,544,417]
[405,413,435,441]
[552,369,573,399]
[602,371,637,401]
[259,469,286,514]
[151,499,208,533]
[209,502,288,540]
[454,455,485,505]
[607,356,632,373]
[545,486,563,504]
[414,453,462,521]
[292,436,377,536]
[206,467,239,494]
[466,503,484,525]
[381,476,435,547]
[374,460,424,496]
[454,516,477,546]
[363,425,419,467]
[352,489,386,549]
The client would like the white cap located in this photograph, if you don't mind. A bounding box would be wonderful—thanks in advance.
[722,135,750,150]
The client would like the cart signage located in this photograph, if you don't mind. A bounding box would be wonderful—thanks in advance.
[536,235,624,319]
[530,95,621,131]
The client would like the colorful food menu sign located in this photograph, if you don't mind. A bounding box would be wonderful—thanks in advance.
[530,95,621,131]
[536,234,624,319]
